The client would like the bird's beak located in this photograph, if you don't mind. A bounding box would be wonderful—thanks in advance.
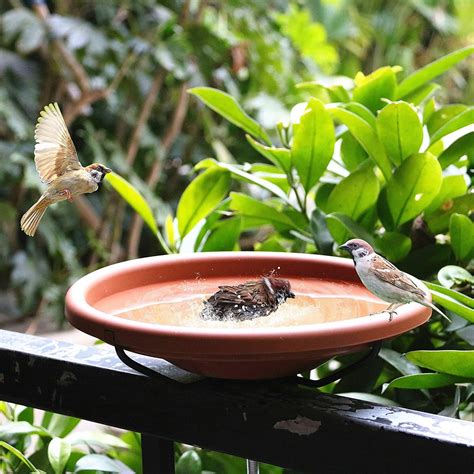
[289,291,295,298]
[338,244,349,252]
[103,166,112,174]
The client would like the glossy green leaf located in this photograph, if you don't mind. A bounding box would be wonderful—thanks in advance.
[326,165,379,242]
[202,217,241,251]
[429,107,474,145]
[48,438,71,474]
[424,175,468,215]
[423,97,437,124]
[196,159,291,204]
[177,168,230,238]
[375,231,412,262]
[176,450,202,474]
[339,392,399,406]
[402,83,441,106]
[426,193,474,234]
[427,281,474,309]
[331,107,392,180]
[327,212,375,246]
[165,214,175,249]
[345,102,376,127]
[340,132,368,171]
[106,172,158,236]
[386,152,442,227]
[229,192,295,229]
[246,135,291,174]
[376,102,423,165]
[310,208,334,255]
[424,284,474,322]
[438,132,474,168]
[406,350,474,378]
[427,104,467,135]
[74,453,130,472]
[314,182,335,213]
[457,326,474,345]
[353,66,397,112]
[66,431,131,449]
[437,266,474,291]
[450,213,474,261]
[0,421,49,438]
[0,441,41,473]
[379,348,420,375]
[291,98,335,192]
[396,45,474,98]
[387,373,470,390]
[188,87,271,144]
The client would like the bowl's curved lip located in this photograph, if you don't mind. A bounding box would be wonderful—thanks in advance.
[65,252,431,345]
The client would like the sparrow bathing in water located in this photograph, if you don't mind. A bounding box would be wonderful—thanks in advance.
[201,275,295,321]
[339,239,449,321]
[20,103,111,236]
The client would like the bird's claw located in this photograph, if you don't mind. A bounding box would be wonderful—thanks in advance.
[60,189,73,202]
[369,310,398,322]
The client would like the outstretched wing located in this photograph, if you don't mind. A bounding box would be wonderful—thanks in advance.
[34,103,82,184]
[371,255,426,298]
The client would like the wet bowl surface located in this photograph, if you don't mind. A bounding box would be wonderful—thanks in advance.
[65,252,431,379]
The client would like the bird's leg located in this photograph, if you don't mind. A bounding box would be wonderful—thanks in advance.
[60,189,73,202]
[370,303,403,322]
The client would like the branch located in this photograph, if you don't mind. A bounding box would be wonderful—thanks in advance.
[126,69,167,165]
[126,82,190,258]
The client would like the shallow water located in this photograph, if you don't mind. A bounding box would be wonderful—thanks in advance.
[93,276,385,328]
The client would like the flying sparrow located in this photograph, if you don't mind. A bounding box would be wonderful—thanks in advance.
[339,238,449,321]
[20,103,111,236]
[201,275,295,321]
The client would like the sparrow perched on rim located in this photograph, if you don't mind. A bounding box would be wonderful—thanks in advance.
[20,103,111,236]
[339,238,449,321]
[201,275,295,321]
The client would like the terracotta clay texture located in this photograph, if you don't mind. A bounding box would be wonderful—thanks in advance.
[65,252,431,379]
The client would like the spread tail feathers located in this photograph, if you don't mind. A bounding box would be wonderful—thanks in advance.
[20,196,50,236]
[424,301,451,322]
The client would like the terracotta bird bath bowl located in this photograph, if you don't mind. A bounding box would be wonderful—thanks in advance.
[65,252,431,379]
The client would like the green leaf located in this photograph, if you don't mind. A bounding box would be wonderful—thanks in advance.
[376,102,423,165]
[201,217,241,251]
[438,132,474,168]
[402,83,441,106]
[106,172,158,236]
[229,192,295,229]
[246,135,291,174]
[176,450,202,474]
[65,431,131,449]
[426,281,474,309]
[330,107,392,180]
[74,454,129,472]
[437,266,474,290]
[406,350,474,378]
[165,214,175,249]
[379,348,421,375]
[450,213,474,261]
[427,104,467,135]
[0,421,49,438]
[310,208,334,255]
[426,193,474,234]
[44,414,81,438]
[375,232,412,262]
[387,373,470,390]
[196,159,292,205]
[188,87,271,145]
[327,212,375,246]
[326,165,379,242]
[429,107,474,145]
[291,98,335,192]
[345,102,376,127]
[386,152,442,227]
[353,66,397,112]
[424,175,468,215]
[48,438,71,474]
[0,441,41,473]
[396,45,474,98]
[423,285,474,322]
[340,132,368,171]
[177,168,230,238]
